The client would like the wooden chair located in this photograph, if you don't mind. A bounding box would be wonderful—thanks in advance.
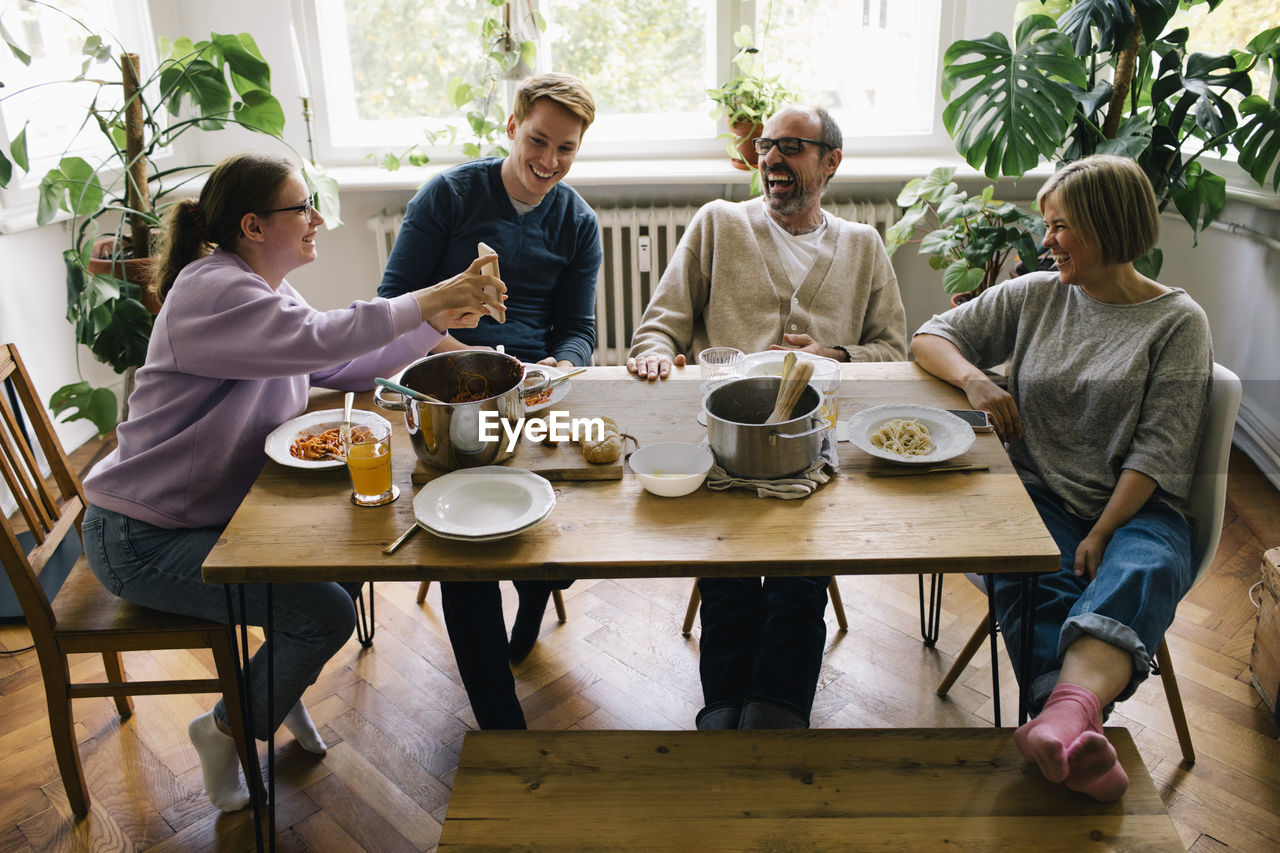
[415,580,567,622]
[0,343,261,815]
[932,363,1242,763]
[681,578,849,636]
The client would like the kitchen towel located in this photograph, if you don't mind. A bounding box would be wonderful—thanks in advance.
[703,432,838,500]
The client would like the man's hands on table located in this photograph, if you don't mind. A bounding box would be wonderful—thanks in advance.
[768,333,846,363]
[628,352,686,381]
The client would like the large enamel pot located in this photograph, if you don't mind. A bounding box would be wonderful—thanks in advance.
[704,377,826,479]
[374,351,543,471]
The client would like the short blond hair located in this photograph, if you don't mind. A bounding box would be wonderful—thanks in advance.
[512,72,595,130]
[1037,154,1160,265]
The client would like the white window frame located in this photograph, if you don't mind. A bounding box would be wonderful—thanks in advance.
[0,0,160,226]
[300,0,969,166]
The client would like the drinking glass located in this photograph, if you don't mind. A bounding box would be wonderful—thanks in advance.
[807,356,841,430]
[344,420,398,506]
[698,347,745,397]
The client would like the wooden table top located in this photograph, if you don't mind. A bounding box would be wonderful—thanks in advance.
[439,728,1182,851]
[203,364,1060,584]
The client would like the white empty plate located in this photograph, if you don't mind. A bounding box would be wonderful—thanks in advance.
[413,466,555,539]
[264,409,392,470]
[848,404,975,465]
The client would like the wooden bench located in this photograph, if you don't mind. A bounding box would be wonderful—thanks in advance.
[440,728,1181,851]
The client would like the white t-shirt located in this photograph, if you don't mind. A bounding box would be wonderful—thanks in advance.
[765,211,829,289]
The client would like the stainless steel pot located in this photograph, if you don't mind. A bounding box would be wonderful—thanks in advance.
[374,351,547,471]
[705,377,826,479]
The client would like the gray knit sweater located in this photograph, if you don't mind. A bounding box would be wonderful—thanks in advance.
[628,198,907,362]
[915,272,1212,519]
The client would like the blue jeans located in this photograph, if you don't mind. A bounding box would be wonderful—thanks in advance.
[81,504,359,740]
[696,576,829,725]
[990,485,1195,711]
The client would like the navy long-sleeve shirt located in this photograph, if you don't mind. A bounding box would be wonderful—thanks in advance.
[377,158,601,366]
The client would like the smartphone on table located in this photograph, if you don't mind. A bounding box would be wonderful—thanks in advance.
[947,409,995,433]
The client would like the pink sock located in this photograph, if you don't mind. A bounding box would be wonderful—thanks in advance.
[1065,731,1129,802]
[1014,683,1103,784]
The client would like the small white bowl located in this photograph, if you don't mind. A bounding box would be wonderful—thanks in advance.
[628,442,714,497]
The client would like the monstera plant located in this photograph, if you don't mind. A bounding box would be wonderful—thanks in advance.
[938,0,1280,269]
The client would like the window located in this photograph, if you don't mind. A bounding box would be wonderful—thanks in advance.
[0,0,156,193]
[308,0,950,161]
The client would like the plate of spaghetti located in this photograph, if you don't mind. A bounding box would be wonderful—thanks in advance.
[847,404,975,465]
[265,408,393,470]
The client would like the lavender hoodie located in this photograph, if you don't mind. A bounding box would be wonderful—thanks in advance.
[84,249,443,528]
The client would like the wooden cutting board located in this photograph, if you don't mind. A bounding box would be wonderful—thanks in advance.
[410,438,625,483]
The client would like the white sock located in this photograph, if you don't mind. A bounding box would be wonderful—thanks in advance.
[283,699,327,754]
[187,710,251,812]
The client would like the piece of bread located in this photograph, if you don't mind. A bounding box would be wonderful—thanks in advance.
[476,241,503,322]
[579,416,622,463]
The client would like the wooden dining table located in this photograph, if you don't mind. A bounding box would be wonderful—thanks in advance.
[204,363,1059,585]
[203,362,1061,850]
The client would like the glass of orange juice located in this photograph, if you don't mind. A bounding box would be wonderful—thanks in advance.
[343,420,397,506]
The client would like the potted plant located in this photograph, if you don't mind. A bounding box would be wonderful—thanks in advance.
[1,6,338,434]
[886,167,1045,305]
[707,22,797,175]
[936,1,1280,275]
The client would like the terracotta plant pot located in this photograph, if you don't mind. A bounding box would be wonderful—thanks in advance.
[730,120,763,170]
[949,291,977,309]
[88,238,162,314]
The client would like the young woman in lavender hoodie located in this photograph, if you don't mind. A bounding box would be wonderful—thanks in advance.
[79,153,505,812]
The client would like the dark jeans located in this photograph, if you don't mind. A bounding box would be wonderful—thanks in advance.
[697,576,830,724]
[440,578,573,729]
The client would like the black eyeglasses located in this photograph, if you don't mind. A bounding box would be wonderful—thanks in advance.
[261,194,317,222]
[753,136,832,156]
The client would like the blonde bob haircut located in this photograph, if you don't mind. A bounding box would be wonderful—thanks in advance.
[512,72,595,131]
[1036,154,1160,266]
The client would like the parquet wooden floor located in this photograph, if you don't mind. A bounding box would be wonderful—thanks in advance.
[1,448,1277,851]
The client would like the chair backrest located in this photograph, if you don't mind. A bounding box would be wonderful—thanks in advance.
[0,343,87,634]
[1186,362,1243,586]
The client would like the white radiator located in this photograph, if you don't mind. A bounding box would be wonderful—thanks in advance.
[367,198,898,366]
[369,210,404,270]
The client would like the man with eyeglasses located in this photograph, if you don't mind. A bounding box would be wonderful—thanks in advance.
[627,104,906,381]
[627,105,907,733]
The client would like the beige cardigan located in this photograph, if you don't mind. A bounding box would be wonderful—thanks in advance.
[628,198,908,362]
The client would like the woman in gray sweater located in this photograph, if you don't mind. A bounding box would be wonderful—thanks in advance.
[912,154,1212,802]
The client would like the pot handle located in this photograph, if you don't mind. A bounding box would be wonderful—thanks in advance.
[373,383,409,412]
[519,366,552,401]
[768,423,828,446]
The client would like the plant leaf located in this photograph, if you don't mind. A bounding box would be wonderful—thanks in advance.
[211,32,272,94]
[1234,94,1280,191]
[1171,162,1226,238]
[10,124,29,172]
[49,382,118,436]
[1057,0,1135,57]
[233,89,286,137]
[1,17,31,65]
[941,15,1087,179]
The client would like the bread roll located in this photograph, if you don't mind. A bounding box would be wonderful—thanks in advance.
[579,416,622,463]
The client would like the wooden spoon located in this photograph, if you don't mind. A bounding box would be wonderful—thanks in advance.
[772,351,797,413]
[765,359,814,424]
